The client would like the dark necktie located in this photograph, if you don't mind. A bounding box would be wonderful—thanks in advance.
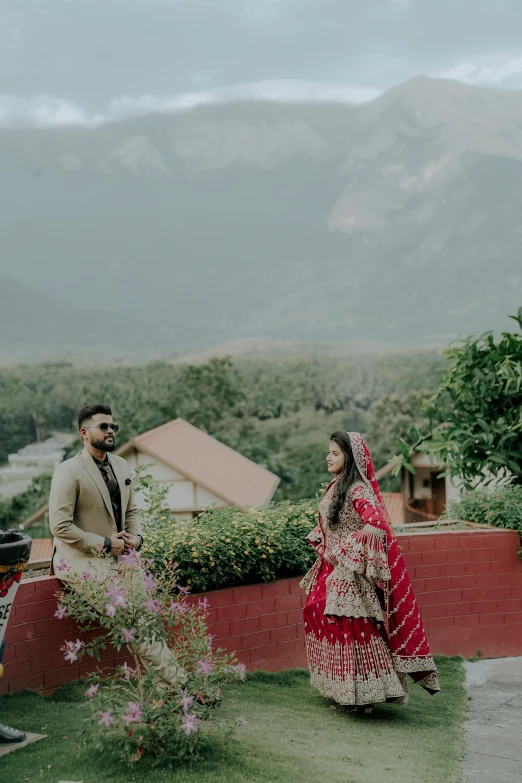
[98,461,122,530]
[99,462,118,498]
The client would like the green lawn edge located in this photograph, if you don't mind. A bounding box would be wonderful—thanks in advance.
[0,656,467,783]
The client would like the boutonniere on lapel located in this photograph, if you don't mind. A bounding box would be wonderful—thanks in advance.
[125,478,132,486]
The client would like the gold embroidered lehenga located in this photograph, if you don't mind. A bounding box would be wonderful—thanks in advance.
[301,432,440,706]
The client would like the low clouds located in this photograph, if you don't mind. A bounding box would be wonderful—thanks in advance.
[4,0,522,108]
[440,54,522,89]
[0,80,382,129]
[2,1,522,124]
[0,94,92,128]
[2,48,522,129]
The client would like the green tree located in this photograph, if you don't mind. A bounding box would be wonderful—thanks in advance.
[393,309,522,488]
[365,390,437,491]
[160,357,245,431]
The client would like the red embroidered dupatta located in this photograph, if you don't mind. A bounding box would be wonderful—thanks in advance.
[346,433,439,691]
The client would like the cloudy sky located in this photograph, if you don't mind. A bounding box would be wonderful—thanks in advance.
[1,0,522,126]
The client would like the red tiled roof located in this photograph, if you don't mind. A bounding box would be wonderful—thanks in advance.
[118,418,280,510]
[29,538,52,562]
[382,493,405,526]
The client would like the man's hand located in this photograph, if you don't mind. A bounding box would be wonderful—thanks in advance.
[122,532,141,551]
[110,532,126,557]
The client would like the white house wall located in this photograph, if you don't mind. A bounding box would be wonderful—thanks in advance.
[445,475,462,504]
[124,447,228,515]
[412,467,433,500]
[410,465,461,504]
[136,452,184,480]
[164,480,195,511]
[196,486,226,508]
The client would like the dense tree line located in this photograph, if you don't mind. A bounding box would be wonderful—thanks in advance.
[0,352,444,501]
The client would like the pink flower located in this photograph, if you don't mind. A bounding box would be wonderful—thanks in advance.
[142,572,157,592]
[178,585,191,596]
[105,603,117,618]
[198,597,210,612]
[142,595,162,613]
[236,716,248,726]
[235,663,247,676]
[121,549,141,566]
[169,599,188,615]
[179,689,195,712]
[197,658,213,677]
[106,585,127,608]
[121,627,135,643]
[121,701,143,727]
[98,709,114,728]
[85,684,100,698]
[56,559,69,573]
[127,701,143,719]
[81,571,93,581]
[180,712,199,736]
[61,639,84,664]
[54,603,68,620]
[121,662,138,681]
[145,558,154,568]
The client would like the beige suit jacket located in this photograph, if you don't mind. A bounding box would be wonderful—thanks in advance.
[49,447,141,578]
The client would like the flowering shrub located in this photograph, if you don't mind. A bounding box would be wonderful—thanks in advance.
[141,499,319,593]
[132,464,172,531]
[447,485,522,543]
[55,550,246,766]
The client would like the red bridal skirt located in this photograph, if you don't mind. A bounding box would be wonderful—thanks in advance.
[303,559,406,706]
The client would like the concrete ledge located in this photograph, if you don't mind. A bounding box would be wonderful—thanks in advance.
[0,733,46,757]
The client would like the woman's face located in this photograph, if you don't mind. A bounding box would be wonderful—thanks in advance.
[326,440,345,475]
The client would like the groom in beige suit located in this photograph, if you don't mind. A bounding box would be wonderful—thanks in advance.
[49,403,184,685]
[49,405,143,580]
[50,404,141,577]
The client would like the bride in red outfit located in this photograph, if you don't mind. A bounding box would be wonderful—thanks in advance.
[301,431,440,713]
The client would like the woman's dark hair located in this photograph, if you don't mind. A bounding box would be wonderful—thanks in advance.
[78,404,112,430]
[327,431,363,529]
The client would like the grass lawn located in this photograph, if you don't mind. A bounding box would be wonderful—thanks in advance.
[0,657,466,783]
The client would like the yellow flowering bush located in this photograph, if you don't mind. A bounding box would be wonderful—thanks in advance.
[141,499,319,593]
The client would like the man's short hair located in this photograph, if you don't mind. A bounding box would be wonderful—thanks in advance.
[78,404,112,430]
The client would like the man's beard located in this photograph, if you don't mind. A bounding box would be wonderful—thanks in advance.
[91,437,116,453]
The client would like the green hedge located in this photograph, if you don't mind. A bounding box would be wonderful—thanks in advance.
[447,485,522,537]
[141,499,318,593]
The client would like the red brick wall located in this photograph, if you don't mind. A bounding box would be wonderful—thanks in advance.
[187,577,308,672]
[0,577,135,695]
[400,529,522,658]
[1,529,521,694]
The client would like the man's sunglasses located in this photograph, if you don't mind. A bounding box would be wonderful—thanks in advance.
[86,422,120,433]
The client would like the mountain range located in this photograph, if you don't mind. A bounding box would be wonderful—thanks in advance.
[1,76,521,361]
